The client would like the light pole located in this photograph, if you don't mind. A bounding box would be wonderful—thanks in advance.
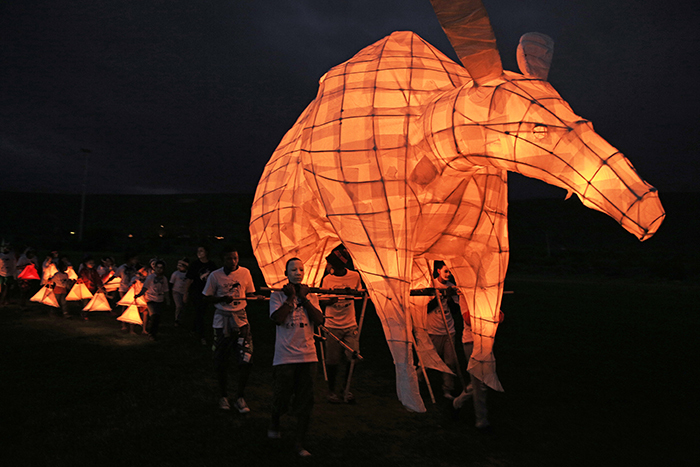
[78,148,91,242]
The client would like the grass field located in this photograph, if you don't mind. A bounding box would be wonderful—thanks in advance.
[1,273,697,466]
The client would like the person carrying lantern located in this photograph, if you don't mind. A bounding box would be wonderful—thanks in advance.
[135,259,170,341]
[426,261,460,400]
[268,258,325,458]
[320,247,362,404]
[78,256,105,320]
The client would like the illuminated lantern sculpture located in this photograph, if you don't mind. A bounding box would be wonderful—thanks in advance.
[41,262,58,285]
[117,284,147,307]
[66,282,93,301]
[18,263,41,281]
[117,304,143,326]
[30,284,59,308]
[102,272,121,292]
[250,0,665,412]
[66,266,78,281]
[82,292,112,312]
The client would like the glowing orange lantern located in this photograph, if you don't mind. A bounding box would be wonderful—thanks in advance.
[41,262,58,285]
[250,0,664,412]
[117,304,143,325]
[117,284,147,307]
[66,266,78,281]
[66,282,93,301]
[82,292,112,312]
[30,285,59,308]
[103,276,121,292]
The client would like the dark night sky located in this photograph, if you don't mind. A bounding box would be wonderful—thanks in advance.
[2,0,698,197]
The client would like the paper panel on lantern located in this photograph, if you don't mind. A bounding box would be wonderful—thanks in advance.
[66,267,78,281]
[30,285,59,307]
[42,262,58,284]
[30,286,48,303]
[18,264,40,280]
[117,285,147,307]
[104,277,121,292]
[117,304,143,325]
[82,292,112,312]
[66,282,92,301]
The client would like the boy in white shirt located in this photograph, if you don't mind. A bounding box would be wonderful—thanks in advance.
[268,258,324,458]
[203,247,256,414]
[169,259,188,326]
[135,259,170,340]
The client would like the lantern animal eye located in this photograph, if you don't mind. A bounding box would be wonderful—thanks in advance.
[533,125,548,139]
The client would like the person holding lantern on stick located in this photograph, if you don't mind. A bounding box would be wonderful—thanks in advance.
[135,259,170,341]
[320,247,362,404]
[426,261,460,400]
[268,257,324,458]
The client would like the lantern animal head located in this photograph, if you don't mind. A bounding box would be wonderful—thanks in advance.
[413,70,664,242]
[250,0,664,412]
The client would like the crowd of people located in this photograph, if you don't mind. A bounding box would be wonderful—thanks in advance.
[1,240,493,457]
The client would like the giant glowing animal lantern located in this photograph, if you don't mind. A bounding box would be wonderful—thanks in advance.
[250,0,664,412]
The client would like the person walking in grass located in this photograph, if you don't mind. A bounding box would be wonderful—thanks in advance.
[78,256,105,321]
[49,260,74,318]
[111,253,140,333]
[203,246,256,413]
[268,258,325,458]
[169,258,188,327]
[320,248,362,404]
[135,259,170,341]
[185,246,216,346]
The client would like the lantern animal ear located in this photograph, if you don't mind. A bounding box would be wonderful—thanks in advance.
[517,32,554,80]
[430,0,503,85]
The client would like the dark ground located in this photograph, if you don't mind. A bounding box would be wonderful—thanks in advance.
[0,274,697,466]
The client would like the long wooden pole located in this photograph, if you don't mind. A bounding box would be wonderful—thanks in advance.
[436,288,466,389]
[343,292,368,400]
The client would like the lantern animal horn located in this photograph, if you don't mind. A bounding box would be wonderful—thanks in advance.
[430,0,503,84]
[517,32,554,80]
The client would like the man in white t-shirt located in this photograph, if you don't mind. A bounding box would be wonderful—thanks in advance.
[203,247,256,414]
[320,248,362,404]
[268,258,324,458]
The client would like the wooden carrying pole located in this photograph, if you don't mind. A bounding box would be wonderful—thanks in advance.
[436,289,467,389]
[343,292,368,401]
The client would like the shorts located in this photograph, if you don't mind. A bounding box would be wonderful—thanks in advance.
[324,326,359,365]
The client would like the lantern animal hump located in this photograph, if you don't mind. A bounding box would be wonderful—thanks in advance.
[316,31,470,109]
[253,31,472,214]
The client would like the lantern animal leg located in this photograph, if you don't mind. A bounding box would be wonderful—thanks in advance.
[448,253,506,392]
[344,248,426,413]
